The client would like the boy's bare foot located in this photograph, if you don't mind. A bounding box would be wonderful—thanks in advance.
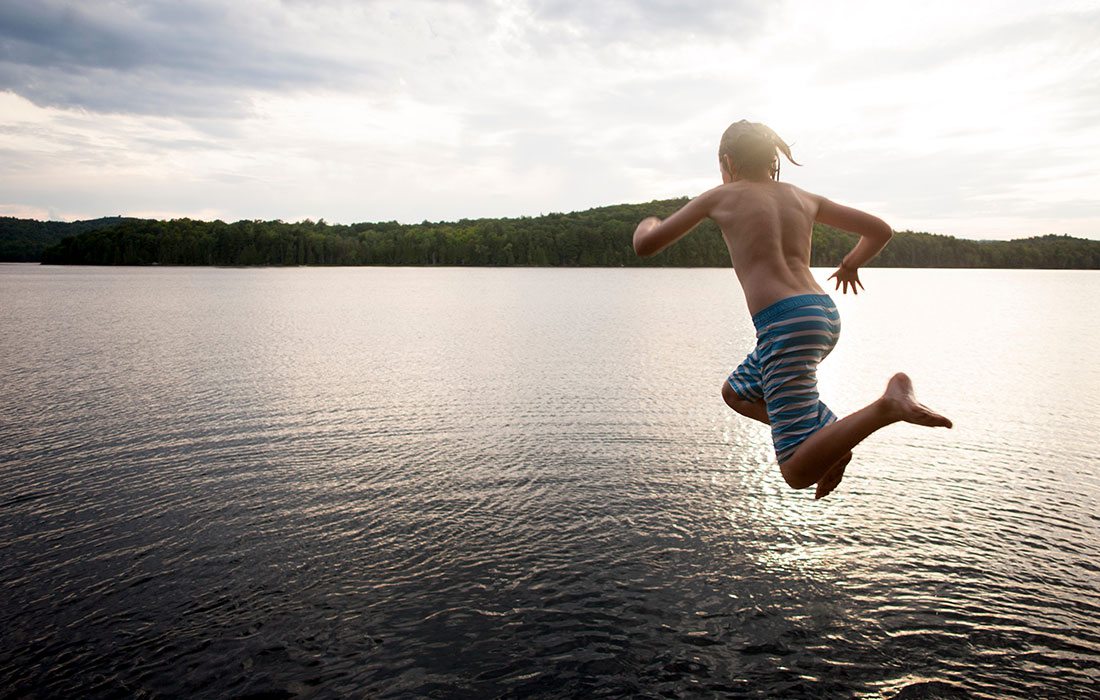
[881,373,953,428]
[814,452,851,500]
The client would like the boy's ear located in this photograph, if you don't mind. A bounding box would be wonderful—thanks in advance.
[720,154,736,182]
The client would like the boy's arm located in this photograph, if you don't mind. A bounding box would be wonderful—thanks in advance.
[633,190,716,257]
[813,196,893,294]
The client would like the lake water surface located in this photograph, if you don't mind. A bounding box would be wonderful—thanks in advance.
[1,265,1098,699]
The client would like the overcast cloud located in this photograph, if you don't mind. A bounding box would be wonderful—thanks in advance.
[1,0,1098,239]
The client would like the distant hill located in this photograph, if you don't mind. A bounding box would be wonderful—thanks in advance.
[5,202,1098,268]
[0,217,140,262]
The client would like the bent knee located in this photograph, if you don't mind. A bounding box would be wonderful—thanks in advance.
[778,461,815,490]
[721,380,746,410]
[722,381,761,416]
[721,380,736,406]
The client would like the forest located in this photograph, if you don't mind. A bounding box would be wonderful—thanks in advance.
[0,216,137,262]
[2,200,1097,268]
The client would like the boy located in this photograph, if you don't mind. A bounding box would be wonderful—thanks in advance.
[633,120,951,499]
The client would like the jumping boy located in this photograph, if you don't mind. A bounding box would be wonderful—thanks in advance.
[633,120,952,499]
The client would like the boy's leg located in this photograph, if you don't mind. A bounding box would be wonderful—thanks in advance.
[723,380,852,497]
[721,380,769,424]
[779,373,951,490]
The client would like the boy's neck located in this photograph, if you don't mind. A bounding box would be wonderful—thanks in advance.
[730,174,774,184]
[723,166,774,184]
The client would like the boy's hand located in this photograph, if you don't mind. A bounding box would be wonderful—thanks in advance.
[828,264,864,295]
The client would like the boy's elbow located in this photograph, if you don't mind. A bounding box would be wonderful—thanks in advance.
[877,222,894,243]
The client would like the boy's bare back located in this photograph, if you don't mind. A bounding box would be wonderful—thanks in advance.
[633,176,892,316]
[708,180,823,315]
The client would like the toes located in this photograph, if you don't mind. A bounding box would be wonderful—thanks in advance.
[814,453,852,500]
[916,405,952,428]
[815,467,846,499]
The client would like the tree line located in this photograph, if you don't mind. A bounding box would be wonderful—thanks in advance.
[0,216,136,262]
[4,200,1097,268]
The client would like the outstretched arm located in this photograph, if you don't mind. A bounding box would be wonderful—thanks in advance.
[814,196,893,294]
[633,190,716,257]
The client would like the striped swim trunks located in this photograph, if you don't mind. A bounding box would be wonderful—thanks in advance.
[726,294,841,464]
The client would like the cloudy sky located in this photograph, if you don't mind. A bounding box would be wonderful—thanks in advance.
[1,0,1098,239]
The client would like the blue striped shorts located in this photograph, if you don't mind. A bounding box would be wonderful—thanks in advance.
[727,294,841,464]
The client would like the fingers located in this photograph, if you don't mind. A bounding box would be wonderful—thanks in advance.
[830,269,866,295]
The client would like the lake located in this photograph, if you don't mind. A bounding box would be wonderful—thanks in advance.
[1,265,1097,699]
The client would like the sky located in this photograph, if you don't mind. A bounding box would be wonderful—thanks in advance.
[1,0,1098,240]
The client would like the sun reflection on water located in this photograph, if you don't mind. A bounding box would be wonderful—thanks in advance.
[0,266,1097,698]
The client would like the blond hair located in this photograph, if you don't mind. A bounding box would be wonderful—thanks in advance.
[718,120,800,181]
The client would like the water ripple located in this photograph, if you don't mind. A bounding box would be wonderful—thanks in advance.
[1,266,1098,698]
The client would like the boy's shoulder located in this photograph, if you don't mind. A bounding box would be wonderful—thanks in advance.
[777,181,819,200]
[703,181,822,207]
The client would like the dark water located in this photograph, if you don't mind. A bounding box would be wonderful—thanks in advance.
[1,265,1097,699]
